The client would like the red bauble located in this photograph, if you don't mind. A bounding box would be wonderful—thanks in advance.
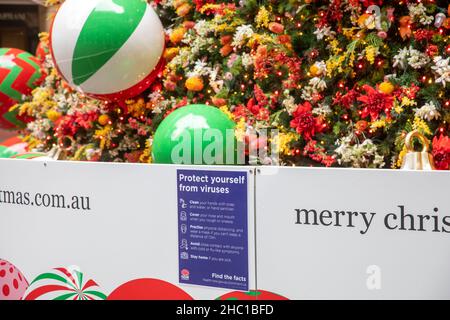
[0,259,29,300]
[107,278,194,300]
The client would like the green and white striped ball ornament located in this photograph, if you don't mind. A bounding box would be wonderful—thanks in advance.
[50,0,165,101]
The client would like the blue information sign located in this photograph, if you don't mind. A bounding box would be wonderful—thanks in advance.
[177,169,249,291]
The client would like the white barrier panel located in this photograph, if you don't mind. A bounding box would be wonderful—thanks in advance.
[0,159,255,300]
[2,160,450,300]
[256,167,450,299]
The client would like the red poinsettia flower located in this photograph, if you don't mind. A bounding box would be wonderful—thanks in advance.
[333,89,359,108]
[393,84,420,100]
[432,135,450,170]
[357,85,394,121]
[55,116,77,137]
[232,105,249,121]
[193,0,215,11]
[254,85,269,108]
[425,44,439,57]
[246,97,270,122]
[303,140,336,167]
[414,29,434,42]
[55,111,98,138]
[359,0,384,7]
[75,111,98,130]
[290,102,324,140]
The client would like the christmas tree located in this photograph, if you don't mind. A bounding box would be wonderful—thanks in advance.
[13,0,450,169]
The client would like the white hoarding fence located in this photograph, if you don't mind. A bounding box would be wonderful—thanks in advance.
[1,159,450,299]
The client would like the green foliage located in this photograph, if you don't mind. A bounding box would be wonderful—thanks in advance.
[366,33,383,47]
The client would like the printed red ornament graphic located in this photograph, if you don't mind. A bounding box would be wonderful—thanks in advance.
[0,259,29,300]
[107,278,194,300]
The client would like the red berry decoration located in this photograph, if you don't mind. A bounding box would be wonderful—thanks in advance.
[216,290,289,300]
[0,259,29,300]
[0,48,45,130]
[107,278,194,300]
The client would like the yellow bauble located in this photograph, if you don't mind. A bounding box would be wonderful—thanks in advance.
[98,114,111,126]
[170,27,186,44]
[309,65,321,77]
[46,110,62,122]
[173,0,186,9]
[176,3,192,17]
[185,77,204,92]
[379,82,395,94]
[164,47,180,61]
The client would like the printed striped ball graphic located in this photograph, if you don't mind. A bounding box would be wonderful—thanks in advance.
[50,0,165,101]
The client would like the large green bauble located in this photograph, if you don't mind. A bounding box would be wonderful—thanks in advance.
[152,105,237,165]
